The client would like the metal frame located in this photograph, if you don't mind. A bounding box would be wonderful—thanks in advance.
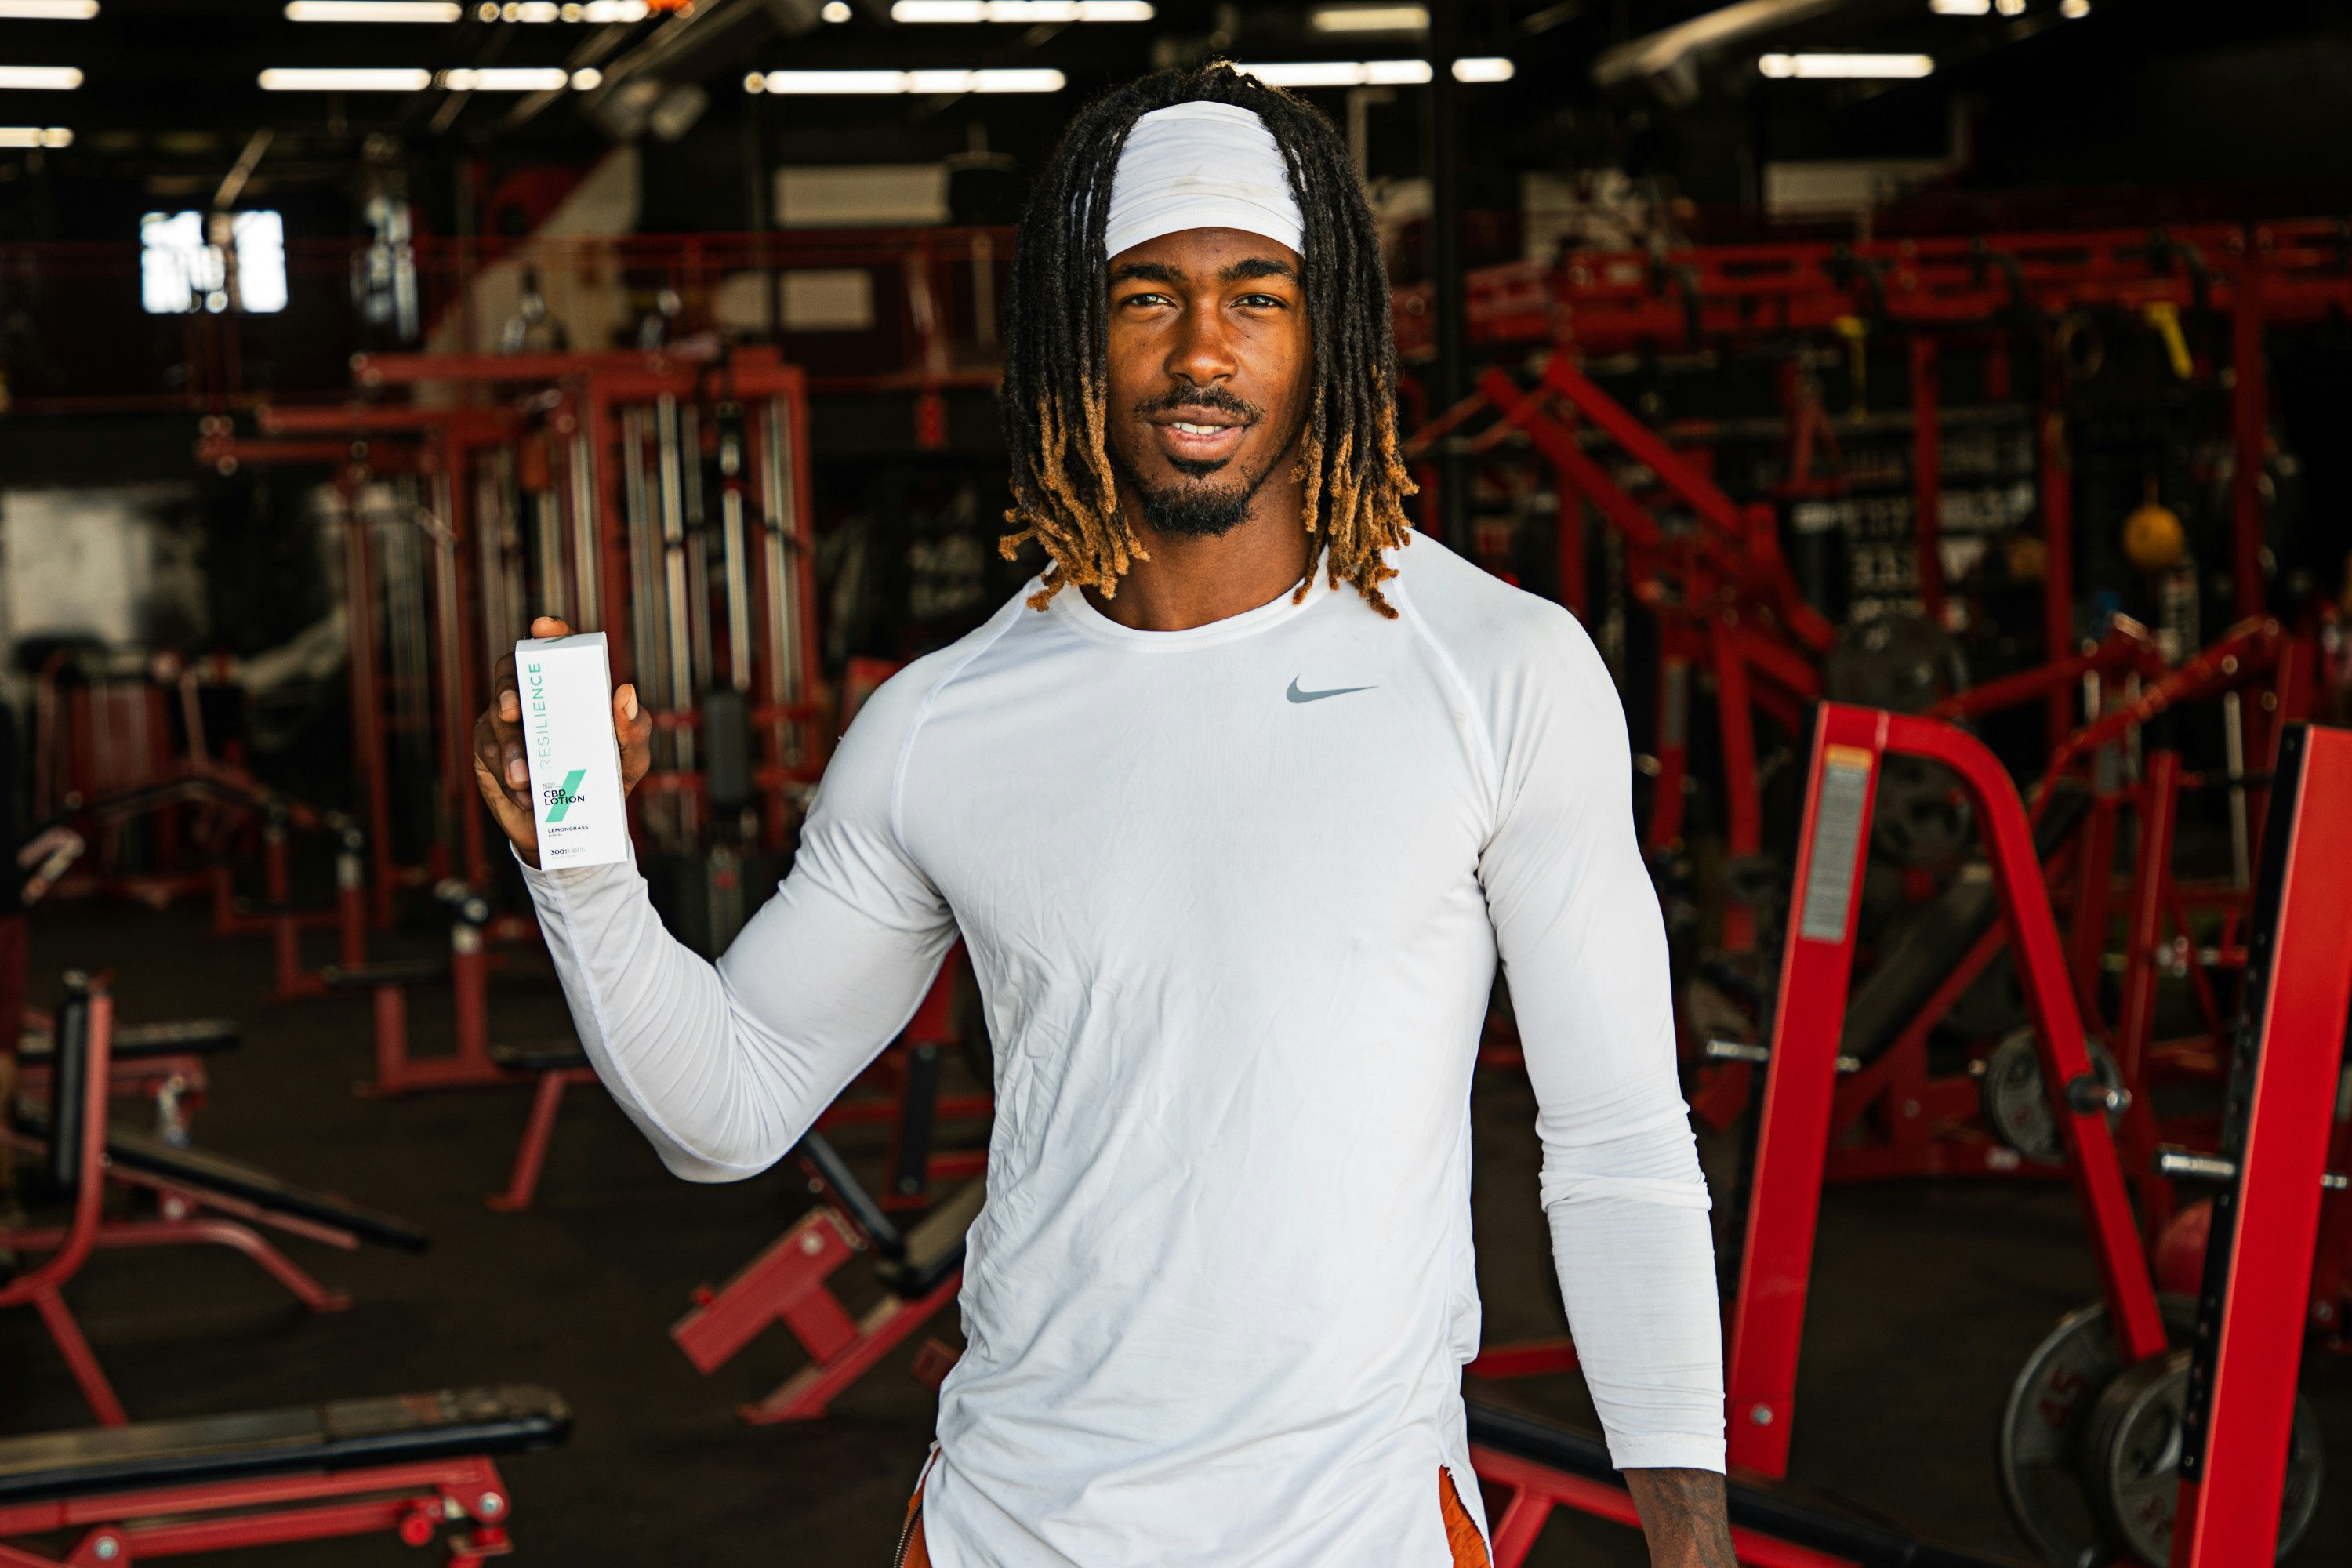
[0,1454,517,1565]
[2169,724,2352,1563]
[1722,702,2166,1476]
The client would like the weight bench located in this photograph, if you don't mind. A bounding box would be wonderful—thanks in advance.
[0,1385,570,1565]
[1466,1402,2025,1568]
[14,1017,241,1148]
[5,978,430,1425]
[483,1041,597,1214]
[672,1131,981,1423]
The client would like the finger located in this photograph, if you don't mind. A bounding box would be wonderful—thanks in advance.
[474,710,528,804]
[470,734,538,849]
[614,684,655,792]
[492,647,521,722]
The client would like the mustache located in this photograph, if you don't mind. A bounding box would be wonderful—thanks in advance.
[1132,385,1264,423]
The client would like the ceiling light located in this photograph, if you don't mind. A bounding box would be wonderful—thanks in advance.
[1308,5,1426,31]
[1758,53,1935,78]
[1994,0,2023,12]
[2060,0,2088,14]
[1239,60,1425,86]
[0,66,82,89]
[441,66,572,89]
[888,2,1152,20]
[0,126,72,147]
[820,0,849,15]
[0,2,98,17]
[258,67,434,89]
[1929,0,1988,12]
[570,66,601,87]
[285,2,460,18]
[747,67,1067,93]
[1236,58,1511,87]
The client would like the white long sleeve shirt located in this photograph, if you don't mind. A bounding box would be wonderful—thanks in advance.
[521,536,1724,1567]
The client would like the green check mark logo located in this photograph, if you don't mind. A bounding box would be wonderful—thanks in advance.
[545,768,587,822]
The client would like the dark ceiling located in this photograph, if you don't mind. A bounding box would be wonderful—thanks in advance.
[2,0,2350,241]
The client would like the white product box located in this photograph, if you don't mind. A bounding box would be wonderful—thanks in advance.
[515,631,630,869]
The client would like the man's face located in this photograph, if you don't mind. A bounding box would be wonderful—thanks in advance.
[1102,226,1312,539]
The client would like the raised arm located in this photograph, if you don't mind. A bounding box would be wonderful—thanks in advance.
[474,617,960,1182]
[1475,614,1730,1565]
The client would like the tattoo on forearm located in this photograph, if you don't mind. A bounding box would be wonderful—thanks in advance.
[1623,1467,1736,1568]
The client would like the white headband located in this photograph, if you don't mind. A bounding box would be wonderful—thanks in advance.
[1102,101,1305,261]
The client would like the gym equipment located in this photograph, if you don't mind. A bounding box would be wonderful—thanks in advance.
[1410,221,2352,642]
[1993,721,2352,1567]
[3,975,428,1427]
[1723,704,2163,1479]
[813,950,989,1212]
[319,880,579,1098]
[13,1014,241,1149]
[0,1386,569,1566]
[1466,1402,2024,1568]
[671,1130,979,1425]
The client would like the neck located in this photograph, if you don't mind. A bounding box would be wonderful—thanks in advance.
[1082,476,1314,633]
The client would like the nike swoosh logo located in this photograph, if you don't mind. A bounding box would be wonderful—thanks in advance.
[1287,677,1374,704]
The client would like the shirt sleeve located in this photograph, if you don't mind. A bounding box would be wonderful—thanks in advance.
[517,667,960,1184]
[1476,613,1726,1474]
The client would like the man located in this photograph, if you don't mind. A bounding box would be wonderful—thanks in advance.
[476,64,1731,1567]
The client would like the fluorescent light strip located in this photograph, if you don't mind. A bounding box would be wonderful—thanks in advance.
[471,1,649,17]
[258,67,434,90]
[285,2,459,19]
[747,67,1067,93]
[1236,57,1513,87]
[0,66,82,89]
[1929,0,1988,12]
[0,2,97,18]
[1308,4,1426,31]
[441,66,571,89]
[889,2,1152,19]
[1758,53,1934,78]
[0,126,71,147]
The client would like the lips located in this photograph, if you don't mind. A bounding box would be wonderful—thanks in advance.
[1149,412,1249,463]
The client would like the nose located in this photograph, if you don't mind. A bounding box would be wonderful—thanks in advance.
[1162,296,1240,390]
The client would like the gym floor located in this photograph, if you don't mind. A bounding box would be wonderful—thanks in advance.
[3,898,2345,1566]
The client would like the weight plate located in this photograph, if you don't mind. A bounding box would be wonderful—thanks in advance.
[1980,1028,2125,1165]
[1997,1296,2196,1568]
[1871,756,1972,867]
[2080,1348,2325,1566]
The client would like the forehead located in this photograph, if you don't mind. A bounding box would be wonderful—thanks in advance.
[1106,226,1305,278]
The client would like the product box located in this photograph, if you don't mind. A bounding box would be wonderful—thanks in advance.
[515,630,630,869]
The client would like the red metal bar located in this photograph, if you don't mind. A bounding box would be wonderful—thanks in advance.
[1,987,120,1424]
[1726,705,2165,1475]
[487,1066,597,1213]
[1469,1446,1860,1568]
[2171,725,2352,1565]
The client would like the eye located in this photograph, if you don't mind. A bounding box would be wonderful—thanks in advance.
[1118,289,1174,309]
[1235,292,1287,308]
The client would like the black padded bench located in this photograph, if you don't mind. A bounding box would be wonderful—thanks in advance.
[103,1123,430,1254]
[17,1018,241,1063]
[8,1103,429,1254]
[1467,1402,2029,1568]
[0,1386,570,1564]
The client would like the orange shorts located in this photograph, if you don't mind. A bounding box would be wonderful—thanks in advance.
[894,1466,1490,1566]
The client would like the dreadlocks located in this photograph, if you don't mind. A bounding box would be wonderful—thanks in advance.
[997,63,1418,619]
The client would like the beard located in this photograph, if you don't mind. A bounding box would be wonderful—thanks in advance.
[1111,385,1298,539]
